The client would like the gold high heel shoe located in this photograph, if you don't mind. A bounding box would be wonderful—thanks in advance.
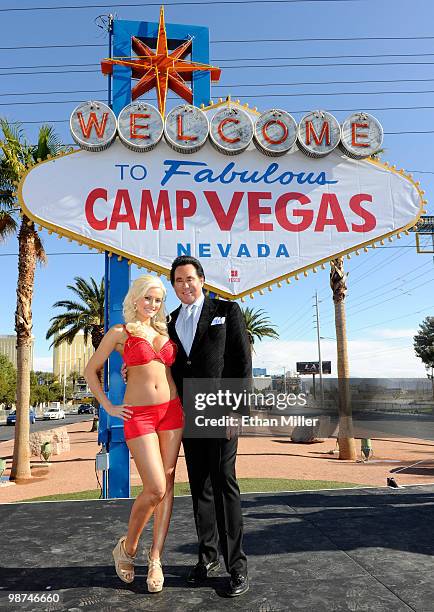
[147,550,164,593]
[112,536,136,583]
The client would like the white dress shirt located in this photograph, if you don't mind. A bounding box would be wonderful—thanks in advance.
[175,292,205,356]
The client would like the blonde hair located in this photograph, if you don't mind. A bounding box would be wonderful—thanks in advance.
[123,275,168,337]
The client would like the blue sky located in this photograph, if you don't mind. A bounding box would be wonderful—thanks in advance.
[1,0,433,377]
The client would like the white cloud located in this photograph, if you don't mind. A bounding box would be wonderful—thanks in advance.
[33,356,52,372]
[253,338,427,378]
[372,328,417,339]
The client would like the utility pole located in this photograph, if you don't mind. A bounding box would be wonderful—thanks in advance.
[108,14,114,108]
[314,291,324,409]
[95,13,114,108]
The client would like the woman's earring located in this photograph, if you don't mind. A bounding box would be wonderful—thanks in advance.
[134,303,137,311]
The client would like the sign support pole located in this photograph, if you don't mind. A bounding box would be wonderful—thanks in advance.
[101,16,211,499]
[104,19,132,500]
[315,291,325,410]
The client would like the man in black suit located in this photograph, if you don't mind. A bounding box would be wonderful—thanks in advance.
[168,255,251,597]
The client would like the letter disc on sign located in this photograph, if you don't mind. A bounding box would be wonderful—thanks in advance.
[117,102,163,152]
[70,101,117,151]
[254,109,297,156]
[297,110,341,158]
[164,105,209,153]
[339,112,383,159]
[210,106,254,155]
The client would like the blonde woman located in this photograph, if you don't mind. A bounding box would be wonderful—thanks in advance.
[84,275,184,593]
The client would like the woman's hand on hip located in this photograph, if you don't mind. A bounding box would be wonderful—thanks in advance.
[105,403,133,421]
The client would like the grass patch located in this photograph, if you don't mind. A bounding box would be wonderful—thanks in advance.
[21,478,361,503]
[237,478,361,492]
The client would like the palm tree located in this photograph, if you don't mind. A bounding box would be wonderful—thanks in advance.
[0,120,63,480]
[46,277,105,350]
[46,277,105,431]
[0,147,18,239]
[67,370,81,406]
[330,257,356,460]
[241,307,279,351]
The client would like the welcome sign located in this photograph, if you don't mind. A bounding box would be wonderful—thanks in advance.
[68,100,384,160]
[19,100,424,299]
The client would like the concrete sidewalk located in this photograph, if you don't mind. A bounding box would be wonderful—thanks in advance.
[1,421,434,503]
[1,486,434,611]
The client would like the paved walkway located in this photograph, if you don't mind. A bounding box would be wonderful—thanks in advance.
[1,486,434,611]
[1,421,434,502]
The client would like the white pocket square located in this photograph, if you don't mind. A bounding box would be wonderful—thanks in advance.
[211,316,226,326]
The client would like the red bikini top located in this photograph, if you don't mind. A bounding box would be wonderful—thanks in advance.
[122,325,177,367]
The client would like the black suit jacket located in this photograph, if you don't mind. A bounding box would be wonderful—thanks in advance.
[168,296,252,420]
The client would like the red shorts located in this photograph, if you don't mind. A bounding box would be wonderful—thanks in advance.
[123,397,184,441]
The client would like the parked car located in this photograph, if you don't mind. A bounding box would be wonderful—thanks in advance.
[43,407,65,420]
[7,409,36,425]
[78,404,94,414]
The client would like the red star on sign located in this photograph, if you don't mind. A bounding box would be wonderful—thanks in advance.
[101,6,221,116]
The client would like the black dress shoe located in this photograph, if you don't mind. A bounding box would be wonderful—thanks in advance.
[226,572,249,597]
[186,560,221,585]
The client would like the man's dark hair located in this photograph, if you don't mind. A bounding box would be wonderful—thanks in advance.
[170,256,205,286]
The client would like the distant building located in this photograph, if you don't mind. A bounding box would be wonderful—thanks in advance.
[253,367,267,376]
[271,373,302,393]
[253,376,272,391]
[0,334,34,369]
[53,330,94,380]
[73,376,93,402]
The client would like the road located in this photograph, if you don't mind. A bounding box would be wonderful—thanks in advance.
[349,411,434,441]
[0,414,94,443]
[2,410,433,443]
[249,405,434,442]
